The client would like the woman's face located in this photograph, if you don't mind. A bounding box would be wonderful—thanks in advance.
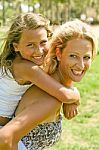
[57,38,92,83]
[13,27,48,66]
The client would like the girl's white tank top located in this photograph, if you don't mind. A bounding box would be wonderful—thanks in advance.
[0,68,32,118]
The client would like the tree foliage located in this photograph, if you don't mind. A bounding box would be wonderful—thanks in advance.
[0,0,99,26]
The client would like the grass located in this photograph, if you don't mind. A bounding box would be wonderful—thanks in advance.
[53,54,99,150]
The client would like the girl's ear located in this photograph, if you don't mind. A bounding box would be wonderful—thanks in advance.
[13,43,19,52]
[55,47,62,61]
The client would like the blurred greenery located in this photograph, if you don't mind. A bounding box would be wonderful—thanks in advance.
[0,0,99,26]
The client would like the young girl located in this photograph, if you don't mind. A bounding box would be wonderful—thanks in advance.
[0,12,80,149]
[0,12,80,121]
[0,19,97,150]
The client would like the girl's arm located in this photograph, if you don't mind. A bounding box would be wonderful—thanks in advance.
[13,59,80,104]
[63,103,78,120]
[0,86,61,145]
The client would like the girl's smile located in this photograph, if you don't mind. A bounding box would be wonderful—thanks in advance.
[13,28,48,65]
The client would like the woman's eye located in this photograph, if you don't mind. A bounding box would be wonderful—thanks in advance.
[70,54,77,58]
[84,56,91,60]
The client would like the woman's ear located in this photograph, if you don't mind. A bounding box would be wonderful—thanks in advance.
[13,43,19,52]
[55,48,62,61]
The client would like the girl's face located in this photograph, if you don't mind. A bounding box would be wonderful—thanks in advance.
[13,27,48,65]
[57,38,92,84]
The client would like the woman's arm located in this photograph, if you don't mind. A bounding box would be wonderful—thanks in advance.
[0,86,61,145]
[14,59,80,104]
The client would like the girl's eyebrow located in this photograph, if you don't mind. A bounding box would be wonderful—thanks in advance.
[27,41,35,44]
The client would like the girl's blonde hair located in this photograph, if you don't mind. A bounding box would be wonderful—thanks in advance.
[44,19,97,74]
[0,12,51,74]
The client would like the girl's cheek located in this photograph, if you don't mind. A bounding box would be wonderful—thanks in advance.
[25,49,34,56]
[46,43,49,51]
[44,46,49,54]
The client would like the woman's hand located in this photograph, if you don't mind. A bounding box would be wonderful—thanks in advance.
[63,103,79,120]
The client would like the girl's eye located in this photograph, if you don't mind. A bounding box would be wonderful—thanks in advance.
[27,43,35,48]
[70,54,77,58]
[40,40,48,46]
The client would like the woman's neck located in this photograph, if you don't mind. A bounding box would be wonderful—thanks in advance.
[53,68,73,88]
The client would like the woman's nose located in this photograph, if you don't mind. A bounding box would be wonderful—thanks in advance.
[77,58,85,70]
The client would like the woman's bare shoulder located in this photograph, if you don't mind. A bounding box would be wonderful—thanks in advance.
[15,85,61,116]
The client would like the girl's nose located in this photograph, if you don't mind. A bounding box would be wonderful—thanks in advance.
[36,46,44,55]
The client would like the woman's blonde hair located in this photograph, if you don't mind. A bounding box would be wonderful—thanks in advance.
[0,12,51,74]
[44,19,97,74]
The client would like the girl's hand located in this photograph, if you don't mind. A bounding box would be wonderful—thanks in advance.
[73,87,80,105]
[0,128,18,150]
[63,103,79,120]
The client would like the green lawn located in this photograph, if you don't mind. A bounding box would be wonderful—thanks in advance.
[53,54,99,150]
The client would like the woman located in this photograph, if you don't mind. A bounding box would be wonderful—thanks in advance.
[0,19,97,150]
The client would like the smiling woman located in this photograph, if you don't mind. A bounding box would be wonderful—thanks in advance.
[13,19,97,150]
[57,38,93,83]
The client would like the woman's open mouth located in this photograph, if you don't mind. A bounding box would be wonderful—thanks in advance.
[72,69,84,76]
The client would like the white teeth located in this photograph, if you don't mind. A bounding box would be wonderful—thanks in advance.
[33,56,43,59]
[72,70,83,75]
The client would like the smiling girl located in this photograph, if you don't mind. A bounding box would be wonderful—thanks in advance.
[0,13,80,150]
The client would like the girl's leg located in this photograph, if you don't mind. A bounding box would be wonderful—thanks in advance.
[18,141,27,150]
[12,144,18,150]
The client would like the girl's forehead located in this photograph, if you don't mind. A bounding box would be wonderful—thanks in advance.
[22,28,47,36]
[19,28,48,43]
